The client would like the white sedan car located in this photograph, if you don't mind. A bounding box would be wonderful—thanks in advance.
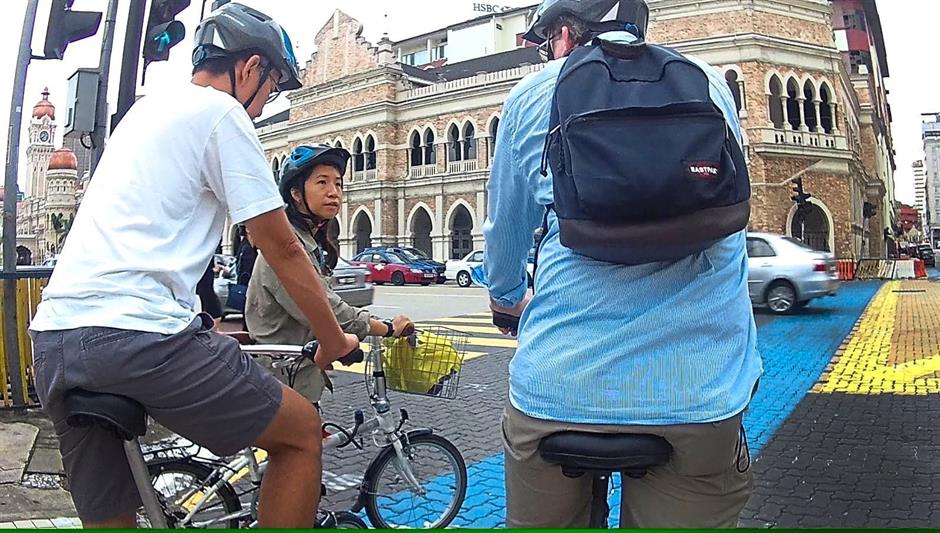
[445,250,485,287]
[445,249,535,288]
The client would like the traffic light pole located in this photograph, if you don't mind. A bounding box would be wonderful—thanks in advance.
[2,0,41,406]
[89,0,120,176]
[113,0,146,130]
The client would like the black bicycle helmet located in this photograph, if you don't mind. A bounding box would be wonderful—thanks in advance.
[193,2,302,91]
[523,0,650,44]
[278,144,351,203]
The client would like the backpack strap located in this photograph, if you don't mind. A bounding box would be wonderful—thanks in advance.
[531,204,553,293]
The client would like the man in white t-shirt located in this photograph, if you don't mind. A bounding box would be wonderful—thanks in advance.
[29,4,359,527]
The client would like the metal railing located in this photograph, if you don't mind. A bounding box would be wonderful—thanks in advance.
[1,268,52,408]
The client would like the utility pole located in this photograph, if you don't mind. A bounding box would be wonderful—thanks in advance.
[113,0,147,131]
[89,0,121,175]
[1,0,41,407]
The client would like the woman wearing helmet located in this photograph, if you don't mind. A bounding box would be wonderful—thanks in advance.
[246,145,415,404]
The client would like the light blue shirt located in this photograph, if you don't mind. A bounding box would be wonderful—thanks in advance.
[483,39,763,425]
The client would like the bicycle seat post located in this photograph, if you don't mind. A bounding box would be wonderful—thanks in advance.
[63,389,168,528]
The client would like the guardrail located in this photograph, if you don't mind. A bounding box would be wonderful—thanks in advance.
[1,268,52,408]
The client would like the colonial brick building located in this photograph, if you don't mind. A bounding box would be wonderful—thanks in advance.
[256,0,896,261]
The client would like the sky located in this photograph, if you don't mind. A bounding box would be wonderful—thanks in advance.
[0,0,936,206]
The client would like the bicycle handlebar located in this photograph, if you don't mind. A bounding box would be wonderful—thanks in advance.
[492,311,520,336]
[301,340,365,366]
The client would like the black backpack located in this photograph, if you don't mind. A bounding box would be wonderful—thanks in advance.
[540,39,751,265]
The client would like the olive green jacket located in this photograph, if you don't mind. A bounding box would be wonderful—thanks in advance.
[245,228,371,401]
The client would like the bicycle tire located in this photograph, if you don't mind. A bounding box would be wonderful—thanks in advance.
[145,460,242,529]
[362,432,467,529]
[319,511,369,529]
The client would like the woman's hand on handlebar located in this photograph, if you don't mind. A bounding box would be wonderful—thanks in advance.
[314,333,361,370]
[391,315,415,338]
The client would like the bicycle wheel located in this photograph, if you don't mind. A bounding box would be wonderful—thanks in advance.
[362,432,467,528]
[317,510,369,529]
[142,460,242,529]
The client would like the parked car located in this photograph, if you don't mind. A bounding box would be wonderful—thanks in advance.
[352,250,437,286]
[362,246,446,283]
[446,250,484,287]
[746,232,839,314]
[215,257,373,319]
[447,249,535,288]
[917,244,936,267]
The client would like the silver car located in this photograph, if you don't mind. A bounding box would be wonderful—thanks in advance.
[214,257,374,319]
[746,232,839,314]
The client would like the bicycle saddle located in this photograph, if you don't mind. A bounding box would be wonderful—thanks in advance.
[539,432,672,478]
[64,389,146,442]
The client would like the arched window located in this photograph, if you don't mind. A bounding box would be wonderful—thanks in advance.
[448,124,462,162]
[786,78,801,130]
[803,80,818,132]
[463,123,476,161]
[365,135,376,171]
[409,131,423,167]
[424,129,436,165]
[352,138,364,173]
[489,117,500,156]
[820,84,835,134]
[725,70,743,114]
[768,75,784,129]
[271,157,280,178]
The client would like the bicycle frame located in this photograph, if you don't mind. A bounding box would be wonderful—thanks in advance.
[166,338,426,528]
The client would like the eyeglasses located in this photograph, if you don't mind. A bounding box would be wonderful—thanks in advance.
[265,69,282,104]
[537,32,559,63]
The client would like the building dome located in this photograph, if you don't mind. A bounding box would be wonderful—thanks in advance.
[32,87,55,120]
[48,148,77,171]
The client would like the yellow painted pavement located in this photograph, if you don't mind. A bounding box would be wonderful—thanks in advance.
[816,281,940,395]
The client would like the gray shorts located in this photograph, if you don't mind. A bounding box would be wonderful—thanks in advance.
[30,314,283,523]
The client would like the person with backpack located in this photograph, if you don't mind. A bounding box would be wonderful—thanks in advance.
[482,0,763,527]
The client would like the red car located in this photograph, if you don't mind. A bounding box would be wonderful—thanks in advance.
[351,251,437,286]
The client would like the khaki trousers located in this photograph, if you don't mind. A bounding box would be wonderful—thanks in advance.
[502,403,752,528]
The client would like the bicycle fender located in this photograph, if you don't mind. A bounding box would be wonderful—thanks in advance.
[352,429,434,512]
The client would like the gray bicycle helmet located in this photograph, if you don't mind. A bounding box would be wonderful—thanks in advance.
[523,0,650,44]
[192,2,302,91]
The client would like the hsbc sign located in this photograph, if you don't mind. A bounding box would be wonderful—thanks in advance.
[473,3,513,13]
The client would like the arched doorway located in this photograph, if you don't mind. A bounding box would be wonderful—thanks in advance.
[449,205,473,259]
[791,203,831,252]
[353,211,372,254]
[411,208,433,257]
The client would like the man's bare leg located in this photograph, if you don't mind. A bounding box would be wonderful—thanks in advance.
[254,384,323,527]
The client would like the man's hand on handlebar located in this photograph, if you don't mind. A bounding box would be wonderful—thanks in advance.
[490,295,530,337]
[313,333,362,370]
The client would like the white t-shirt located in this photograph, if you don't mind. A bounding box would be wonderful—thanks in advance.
[30,83,283,334]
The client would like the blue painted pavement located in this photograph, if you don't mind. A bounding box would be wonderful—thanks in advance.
[372,282,884,528]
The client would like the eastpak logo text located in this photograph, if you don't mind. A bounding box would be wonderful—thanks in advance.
[684,160,721,181]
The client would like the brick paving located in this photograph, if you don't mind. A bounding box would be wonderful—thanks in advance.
[741,279,940,528]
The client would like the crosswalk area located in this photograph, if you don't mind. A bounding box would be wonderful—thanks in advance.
[330,313,516,375]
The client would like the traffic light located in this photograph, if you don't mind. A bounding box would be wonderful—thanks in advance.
[143,0,191,65]
[791,177,812,207]
[42,0,103,60]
